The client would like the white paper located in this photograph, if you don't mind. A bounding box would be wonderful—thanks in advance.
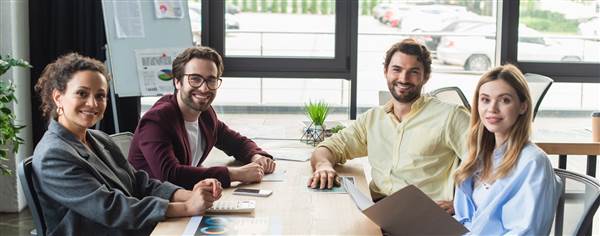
[154,0,184,19]
[271,148,312,162]
[113,0,145,38]
[262,169,286,182]
[134,48,183,96]
[181,216,202,236]
[343,176,374,211]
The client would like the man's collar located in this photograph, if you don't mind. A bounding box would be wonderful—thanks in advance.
[384,95,428,114]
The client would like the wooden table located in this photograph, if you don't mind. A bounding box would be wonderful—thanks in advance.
[536,141,600,177]
[151,143,380,235]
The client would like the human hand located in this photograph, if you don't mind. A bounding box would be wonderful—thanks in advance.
[184,188,216,215]
[193,178,222,199]
[251,154,276,174]
[436,200,455,215]
[307,164,338,189]
[228,162,264,183]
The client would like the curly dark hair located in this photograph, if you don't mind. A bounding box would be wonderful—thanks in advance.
[34,53,110,120]
[384,38,432,79]
[172,46,223,87]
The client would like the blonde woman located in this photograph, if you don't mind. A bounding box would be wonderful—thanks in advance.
[453,64,561,235]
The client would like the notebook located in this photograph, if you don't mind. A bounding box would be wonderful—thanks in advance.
[342,178,469,235]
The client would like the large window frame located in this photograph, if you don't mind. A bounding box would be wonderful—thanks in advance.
[199,1,598,120]
[500,1,600,83]
[201,0,359,118]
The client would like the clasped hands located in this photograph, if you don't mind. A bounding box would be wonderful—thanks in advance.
[228,154,276,183]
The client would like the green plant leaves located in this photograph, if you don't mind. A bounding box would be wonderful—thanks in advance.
[0,55,30,176]
[304,100,329,126]
[0,55,32,76]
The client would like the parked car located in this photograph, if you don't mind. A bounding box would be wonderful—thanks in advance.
[189,3,240,44]
[372,3,392,22]
[386,4,413,28]
[399,5,477,32]
[578,16,600,37]
[413,16,494,52]
[379,3,413,25]
[437,23,583,71]
[226,3,240,14]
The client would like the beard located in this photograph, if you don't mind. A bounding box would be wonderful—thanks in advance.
[179,88,215,112]
[388,80,422,103]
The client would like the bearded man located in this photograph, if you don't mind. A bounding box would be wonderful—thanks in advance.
[307,39,470,214]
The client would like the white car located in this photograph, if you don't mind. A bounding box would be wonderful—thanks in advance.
[189,3,240,45]
[437,23,583,71]
[399,5,477,32]
[578,17,600,37]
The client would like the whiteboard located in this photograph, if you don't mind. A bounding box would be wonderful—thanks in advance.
[101,0,194,97]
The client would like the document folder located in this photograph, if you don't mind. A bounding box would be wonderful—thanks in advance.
[342,178,468,236]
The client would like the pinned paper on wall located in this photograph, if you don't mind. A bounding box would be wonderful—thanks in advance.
[134,48,184,96]
[154,0,184,19]
[113,0,145,38]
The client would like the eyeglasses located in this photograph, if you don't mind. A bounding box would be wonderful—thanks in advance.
[184,74,222,90]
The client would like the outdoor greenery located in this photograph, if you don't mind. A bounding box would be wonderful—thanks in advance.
[520,9,578,33]
[231,0,579,31]
[329,124,345,134]
[292,0,298,13]
[0,55,31,175]
[304,100,329,126]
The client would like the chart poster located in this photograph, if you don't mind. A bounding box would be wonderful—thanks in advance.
[134,48,183,96]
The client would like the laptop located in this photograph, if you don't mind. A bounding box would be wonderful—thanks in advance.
[342,178,469,235]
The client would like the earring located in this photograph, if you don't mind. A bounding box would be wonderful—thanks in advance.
[56,106,64,116]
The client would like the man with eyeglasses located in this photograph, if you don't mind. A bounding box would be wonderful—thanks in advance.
[129,46,275,189]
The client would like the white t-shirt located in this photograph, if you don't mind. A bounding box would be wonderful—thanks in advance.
[185,120,206,167]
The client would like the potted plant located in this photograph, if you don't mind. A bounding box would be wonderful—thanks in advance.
[0,55,31,175]
[301,100,329,145]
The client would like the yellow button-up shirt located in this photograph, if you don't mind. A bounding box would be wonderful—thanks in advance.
[318,96,470,201]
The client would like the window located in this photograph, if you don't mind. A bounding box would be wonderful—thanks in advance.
[224,0,336,58]
[357,0,499,110]
[518,0,600,63]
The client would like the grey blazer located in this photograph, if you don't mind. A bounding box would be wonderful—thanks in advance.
[32,120,181,236]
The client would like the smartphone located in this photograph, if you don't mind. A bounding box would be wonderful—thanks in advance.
[233,188,273,197]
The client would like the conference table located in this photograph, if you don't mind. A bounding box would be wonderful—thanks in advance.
[151,139,380,235]
[151,130,600,235]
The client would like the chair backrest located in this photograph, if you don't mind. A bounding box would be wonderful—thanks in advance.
[18,157,46,236]
[378,91,392,105]
[109,132,134,156]
[428,86,471,110]
[553,168,600,236]
[524,73,553,122]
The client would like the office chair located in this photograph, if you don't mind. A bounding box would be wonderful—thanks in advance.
[109,132,134,156]
[18,157,46,236]
[553,168,600,236]
[428,86,471,110]
[378,91,392,106]
[524,73,553,122]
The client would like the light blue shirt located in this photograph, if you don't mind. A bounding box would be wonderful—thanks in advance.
[454,142,562,235]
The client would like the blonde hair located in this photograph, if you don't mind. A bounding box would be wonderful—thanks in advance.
[454,64,533,185]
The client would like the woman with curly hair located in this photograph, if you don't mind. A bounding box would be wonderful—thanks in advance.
[32,53,222,236]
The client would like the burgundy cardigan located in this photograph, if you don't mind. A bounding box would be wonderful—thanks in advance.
[128,94,271,189]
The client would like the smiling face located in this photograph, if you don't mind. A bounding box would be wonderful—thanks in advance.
[175,58,219,113]
[53,70,108,135]
[384,51,429,104]
[478,79,528,143]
